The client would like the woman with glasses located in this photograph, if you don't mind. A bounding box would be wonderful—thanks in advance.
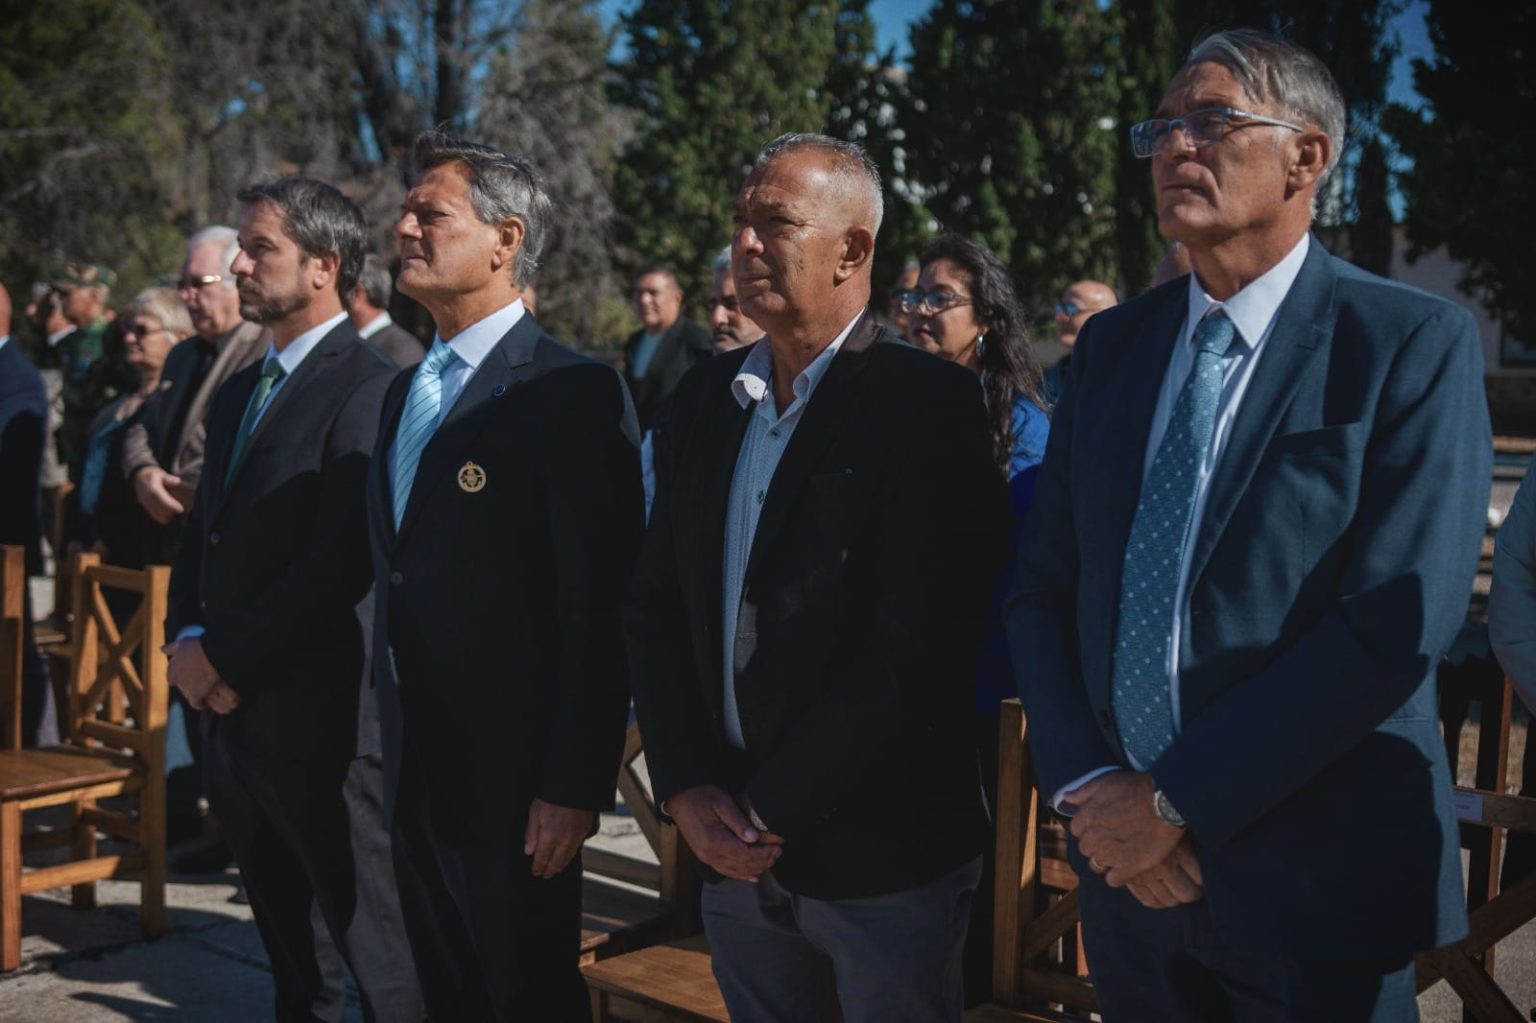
[75,287,192,568]
[904,233,1050,1004]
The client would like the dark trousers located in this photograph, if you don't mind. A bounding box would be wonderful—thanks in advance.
[205,726,422,1023]
[700,856,982,1023]
[1072,848,1417,1022]
[20,590,50,746]
[390,780,589,1023]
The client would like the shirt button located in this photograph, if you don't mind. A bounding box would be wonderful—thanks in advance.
[769,429,780,439]
[209,532,220,545]
[755,489,765,503]
[390,571,404,585]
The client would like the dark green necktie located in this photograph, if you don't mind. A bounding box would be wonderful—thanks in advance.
[225,357,285,485]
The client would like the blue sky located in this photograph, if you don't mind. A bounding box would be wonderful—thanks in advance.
[597,0,1433,109]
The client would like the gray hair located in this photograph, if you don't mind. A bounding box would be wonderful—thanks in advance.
[413,130,553,286]
[355,254,393,309]
[235,178,368,298]
[186,225,240,290]
[754,132,885,235]
[710,246,731,276]
[1185,29,1347,184]
[128,287,194,338]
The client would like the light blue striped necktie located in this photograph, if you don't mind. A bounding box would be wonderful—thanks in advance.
[390,340,457,528]
[1110,309,1238,767]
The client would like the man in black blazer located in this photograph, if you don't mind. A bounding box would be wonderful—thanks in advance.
[0,283,52,745]
[1008,31,1488,1019]
[165,178,421,1023]
[370,131,641,1021]
[347,254,424,369]
[622,263,712,431]
[628,134,1010,1022]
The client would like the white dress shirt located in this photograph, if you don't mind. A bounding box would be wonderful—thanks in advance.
[1056,234,1310,806]
[720,313,860,748]
[0,335,9,353]
[358,311,392,340]
[386,298,525,485]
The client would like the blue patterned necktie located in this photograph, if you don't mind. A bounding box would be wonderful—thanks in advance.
[390,340,457,528]
[1111,309,1238,767]
[226,357,286,486]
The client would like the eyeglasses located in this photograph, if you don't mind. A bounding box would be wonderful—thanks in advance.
[122,322,171,339]
[706,296,740,313]
[896,289,972,315]
[1055,301,1082,317]
[178,274,225,291]
[1130,106,1304,158]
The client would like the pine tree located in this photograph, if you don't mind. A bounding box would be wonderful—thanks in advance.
[611,0,845,317]
[904,0,1121,314]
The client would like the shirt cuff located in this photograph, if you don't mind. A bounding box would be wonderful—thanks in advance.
[1051,766,1124,816]
[175,625,206,642]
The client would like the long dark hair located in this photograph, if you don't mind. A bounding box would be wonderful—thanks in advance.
[919,234,1046,475]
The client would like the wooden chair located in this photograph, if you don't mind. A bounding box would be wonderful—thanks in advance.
[0,551,169,971]
[582,700,1096,1022]
[580,721,699,965]
[0,548,23,750]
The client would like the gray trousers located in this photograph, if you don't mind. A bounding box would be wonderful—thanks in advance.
[701,856,982,1023]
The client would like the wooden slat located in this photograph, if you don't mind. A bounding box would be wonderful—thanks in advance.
[1,547,23,751]
[1452,787,1536,834]
[1435,947,1525,1022]
[0,747,136,800]
[18,778,136,812]
[20,853,140,894]
[582,936,728,1023]
[583,847,662,892]
[86,564,153,594]
[1418,871,1536,991]
[616,767,661,856]
[78,720,146,754]
[993,699,1031,1005]
[1039,858,1078,892]
[1017,969,1099,1012]
[1,802,18,970]
[1021,890,1081,963]
[80,806,141,843]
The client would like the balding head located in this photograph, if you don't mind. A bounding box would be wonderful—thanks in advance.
[733,134,881,343]
[1055,279,1118,349]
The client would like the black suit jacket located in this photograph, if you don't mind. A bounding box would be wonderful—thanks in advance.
[168,321,392,769]
[368,312,642,839]
[623,318,713,432]
[366,322,424,369]
[627,312,1012,900]
[0,341,47,574]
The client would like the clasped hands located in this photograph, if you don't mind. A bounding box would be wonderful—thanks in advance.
[1062,771,1203,910]
[162,637,241,715]
[667,784,784,882]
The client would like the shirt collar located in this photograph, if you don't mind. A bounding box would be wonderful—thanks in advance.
[732,311,862,411]
[47,326,73,347]
[265,310,347,374]
[358,311,392,339]
[0,335,9,352]
[1185,233,1309,350]
[436,298,525,371]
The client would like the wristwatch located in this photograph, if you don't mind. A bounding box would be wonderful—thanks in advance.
[1153,789,1187,829]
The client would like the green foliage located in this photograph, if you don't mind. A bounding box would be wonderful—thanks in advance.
[904,0,1121,313]
[611,0,852,317]
[1387,0,1534,343]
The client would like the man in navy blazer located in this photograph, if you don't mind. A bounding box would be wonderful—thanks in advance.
[1008,30,1490,1019]
[369,131,641,1022]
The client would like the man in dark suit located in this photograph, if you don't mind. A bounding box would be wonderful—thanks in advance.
[347,254,423,369]
[370,131,641,1021]
[1007,30,1489,1020]
[627,133,1009,1022]
[622,263,712,431]
[0,283,52,745]
[164,177,421,1023]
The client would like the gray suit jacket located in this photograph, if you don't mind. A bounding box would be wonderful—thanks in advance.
[121,320,266,496]
[365,322,423,369]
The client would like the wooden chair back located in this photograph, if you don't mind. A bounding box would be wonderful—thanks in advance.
[0,547,23,749]
[64,553,169,765]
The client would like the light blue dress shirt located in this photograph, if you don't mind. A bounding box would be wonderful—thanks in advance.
[720,313,860,749]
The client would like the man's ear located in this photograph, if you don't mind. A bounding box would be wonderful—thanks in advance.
[835,226,876,284]
[492,217,527,275]
[1287,128,1331,194]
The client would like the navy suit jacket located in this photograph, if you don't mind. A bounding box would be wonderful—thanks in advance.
[1007,238,1489,960]
[0,341,47,575]
[367,312,642,838]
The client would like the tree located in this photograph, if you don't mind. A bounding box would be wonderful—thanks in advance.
[1387,0,1533,343]
[1112,0,1181,294]
[611,0,848,316]
[905,0,1121,313]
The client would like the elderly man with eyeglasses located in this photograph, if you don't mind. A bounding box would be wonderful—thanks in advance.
[1007,28,1488,1020]
[1042,279,1117,406]
[123,226,267,530]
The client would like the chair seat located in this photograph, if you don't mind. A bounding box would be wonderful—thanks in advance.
[580,875,672,956]
[582,935,728,1022]
[0,746,138,802]
[965,1005,1080,1023]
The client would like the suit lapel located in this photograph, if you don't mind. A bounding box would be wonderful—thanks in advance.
[1184,239,1335,590]
[690,369,754,687]
[392,315,541,549]
[742,313,880,586]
